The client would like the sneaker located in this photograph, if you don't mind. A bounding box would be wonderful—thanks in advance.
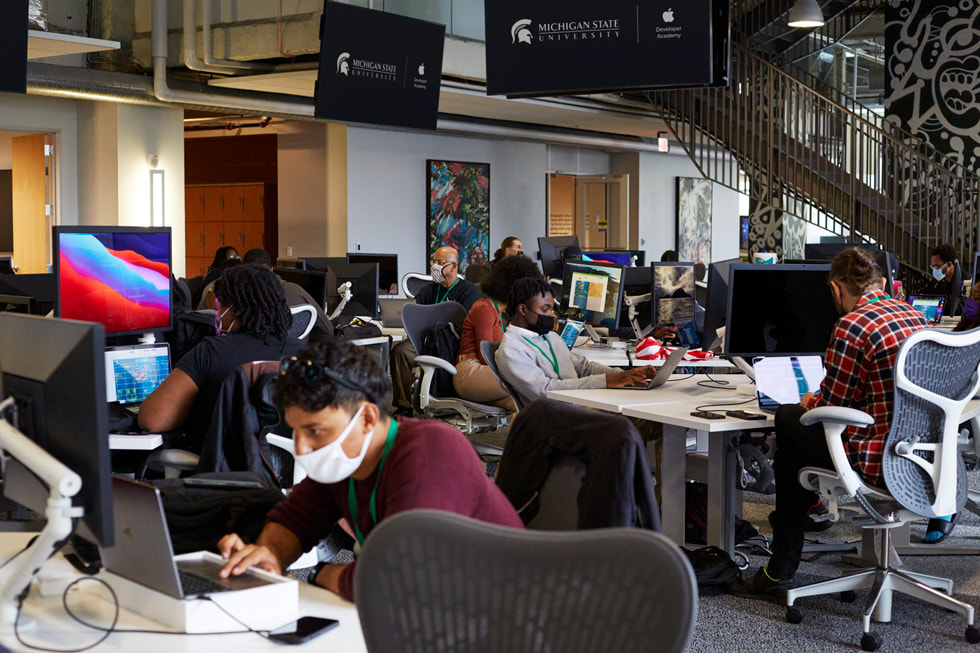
[729,567,791,602]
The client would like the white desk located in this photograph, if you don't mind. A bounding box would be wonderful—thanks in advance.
[0,534,366,653]
[547,374,747,413]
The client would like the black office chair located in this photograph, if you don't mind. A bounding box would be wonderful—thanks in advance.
[400,272,432,299]
[356,509,697,653]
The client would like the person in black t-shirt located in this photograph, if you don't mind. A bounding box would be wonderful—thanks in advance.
[139,264,301,451]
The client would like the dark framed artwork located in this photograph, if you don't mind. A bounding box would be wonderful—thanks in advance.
[426,160,490,272]
[675,177,712,265]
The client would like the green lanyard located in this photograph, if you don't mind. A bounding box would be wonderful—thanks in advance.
[347,419,398,546]
[859,296,884,309]
[522,335,562,379]
[436,278,460,304]
[491,299,503,334]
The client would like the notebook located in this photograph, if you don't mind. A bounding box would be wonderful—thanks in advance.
[104,343,171,409]
[619,347,690,390]
[378,297,412,328]
[753,355,824,413]
[100,477,280,601]
[908,295,947,324]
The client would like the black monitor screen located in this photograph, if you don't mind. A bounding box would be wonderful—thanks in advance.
[303,256,346,273]
[725,263,838,359]
[701,257,740,347]
[0,314,113,546]
[651,263,696,328]
[347,253,398,295]
[538,236,579,278]
[623,266,652,333]
[558,260,624,328]
[804,242,878,261]
[274,267,331,309]
[331,262,379,319]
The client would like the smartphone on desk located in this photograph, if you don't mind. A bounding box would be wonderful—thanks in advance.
[268,616,339,644]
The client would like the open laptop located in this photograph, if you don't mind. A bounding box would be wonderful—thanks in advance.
[100,477,280,600]
[378,297,412,328]
[104,343,171,411]
[908,295,947,324]
[753,355,824,413]
[619,346,690,390]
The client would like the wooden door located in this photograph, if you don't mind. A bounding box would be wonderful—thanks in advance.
[11,134,49,274]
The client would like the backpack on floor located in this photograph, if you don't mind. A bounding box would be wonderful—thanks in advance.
[683,545,740,596]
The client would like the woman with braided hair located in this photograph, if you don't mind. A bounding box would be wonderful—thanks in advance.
[139,264,302,451]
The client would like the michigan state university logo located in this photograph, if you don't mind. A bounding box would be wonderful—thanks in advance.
[511,19,533,44]
[336,52,350,75]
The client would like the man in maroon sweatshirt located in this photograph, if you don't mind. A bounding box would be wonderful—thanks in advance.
[218,339,522,602]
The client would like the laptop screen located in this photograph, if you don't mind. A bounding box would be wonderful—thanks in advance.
[754,356,824,411]
[104,344,171,405]
[908,295,946,323]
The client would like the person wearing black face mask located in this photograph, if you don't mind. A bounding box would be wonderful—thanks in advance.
[494,277,657,409]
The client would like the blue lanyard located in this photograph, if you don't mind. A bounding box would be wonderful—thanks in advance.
[348,419,398,546]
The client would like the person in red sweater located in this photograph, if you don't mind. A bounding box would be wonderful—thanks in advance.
[218,339,523,602]
[454,254,543,411]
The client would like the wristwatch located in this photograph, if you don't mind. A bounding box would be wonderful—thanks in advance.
[310,560,330,585]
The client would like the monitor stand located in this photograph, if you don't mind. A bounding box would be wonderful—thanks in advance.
[138,332,157,345]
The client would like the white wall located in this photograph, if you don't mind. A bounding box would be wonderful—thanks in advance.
[277,122,329,257]
[346,127,548,278]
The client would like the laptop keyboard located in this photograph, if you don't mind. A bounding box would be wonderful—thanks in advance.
[178,568,234,595]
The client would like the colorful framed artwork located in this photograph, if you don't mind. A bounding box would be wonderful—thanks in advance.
[426,160,490,272]
[675,177,712,265]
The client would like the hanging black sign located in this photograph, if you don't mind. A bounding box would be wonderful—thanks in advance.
[0,0,28,94]
[316,2,445,130]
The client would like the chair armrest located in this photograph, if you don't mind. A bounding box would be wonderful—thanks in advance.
[415,355,457,376]
[799,406,873,428]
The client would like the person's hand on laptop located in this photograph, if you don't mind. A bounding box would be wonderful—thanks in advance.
[218,531,288,578]
[607,366,657,388]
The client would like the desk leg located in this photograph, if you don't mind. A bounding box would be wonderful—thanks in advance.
[659,424,687,546]
[706,431,736,554]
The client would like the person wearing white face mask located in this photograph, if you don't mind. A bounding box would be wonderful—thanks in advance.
[217,340,523,602]
[925,243,963,317]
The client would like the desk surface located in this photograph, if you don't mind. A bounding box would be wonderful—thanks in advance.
[575,344,735,369]
[547,374,748,413]
[0,534,366,653]
[622,398,774,431]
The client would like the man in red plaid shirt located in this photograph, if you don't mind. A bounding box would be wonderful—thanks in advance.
[732,248,930,601]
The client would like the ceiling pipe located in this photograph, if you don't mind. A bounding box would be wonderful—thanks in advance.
[182,0,253,75]
[199,0,316,73]
[435,119,668,153]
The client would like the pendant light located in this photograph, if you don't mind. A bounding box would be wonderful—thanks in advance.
[788,0,825,28]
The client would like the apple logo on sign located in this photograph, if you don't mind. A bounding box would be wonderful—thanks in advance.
[663,7,675,22]
[418,63,425,75]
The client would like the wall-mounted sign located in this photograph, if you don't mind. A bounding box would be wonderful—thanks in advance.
[485,0,726,97]
[316,2,445,130]
[0,1,28,94]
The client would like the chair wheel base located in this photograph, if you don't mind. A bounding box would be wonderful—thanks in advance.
[966,625,980,644]
[786,606,802,624]
[861,632,882,651]
[840,590,857,603]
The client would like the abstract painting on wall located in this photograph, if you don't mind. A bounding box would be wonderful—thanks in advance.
[426,160,490,272]
[676,177,712,265]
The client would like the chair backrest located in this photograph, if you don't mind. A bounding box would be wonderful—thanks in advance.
[287,304,317,340]
[402,301,467,353]
[463,263,483,283]
[401,272,433,299]
[480,340,527,411]
[355,509,697,653]
[883,328,980,517]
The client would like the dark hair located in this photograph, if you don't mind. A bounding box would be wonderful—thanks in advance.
[493,236,521,262]
[505,277,553,318]
[243,248,272,266]
[482,254,543,301]
[829,247,882,296]
[214,264,292,341]
[274,339,388,415]
[694,262,707,282]
[660,249,679,262]
[562,245,582,261]
[209,246,240,271]
[931,243,956,263]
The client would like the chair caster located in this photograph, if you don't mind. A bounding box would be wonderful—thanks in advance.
[861,632,882,651]
[966,625,980,644]
[840,590,857,603]
[786,606,802,624]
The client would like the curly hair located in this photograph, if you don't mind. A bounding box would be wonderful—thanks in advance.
[274,339,388,416]
[829,247,883,296]
[931,243,956,264]
[505,276,553,318]
[214,264,292,341]
[481,254,543,302]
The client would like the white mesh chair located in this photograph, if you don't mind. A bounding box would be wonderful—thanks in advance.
[401,273,432,299]
[356,509,697,653]
[785,328,980,651]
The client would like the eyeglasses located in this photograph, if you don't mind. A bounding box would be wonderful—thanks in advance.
[279,356,371,395]
[432,260,456,266]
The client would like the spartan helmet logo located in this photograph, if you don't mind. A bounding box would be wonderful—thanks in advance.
[511,19,532,44]
[336,52,351,75]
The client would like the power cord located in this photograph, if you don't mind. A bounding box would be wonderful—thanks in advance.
[694,397,758,412]
[14,577,118,652]
[697,372,738,389]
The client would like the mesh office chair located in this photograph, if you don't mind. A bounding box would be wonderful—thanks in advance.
[400,273,432,299]
[355,509,697,653]
[785,328,980,651]
[402,302,510,440]
[480,340,528,412]
[287,304,317,340]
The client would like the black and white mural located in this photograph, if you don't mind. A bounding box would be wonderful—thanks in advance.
[885,0,980,172]
[747,170,785,259]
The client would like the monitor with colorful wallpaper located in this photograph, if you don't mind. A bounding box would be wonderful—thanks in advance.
[53,226,172,336]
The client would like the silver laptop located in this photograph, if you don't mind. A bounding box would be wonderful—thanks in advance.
[378,297,412,328]
[620,347,690,390]
[100,477,277,600]
[753,355,824,414]
[104,343,171,410]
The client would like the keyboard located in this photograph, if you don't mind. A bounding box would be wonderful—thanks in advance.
[178,568,234,596]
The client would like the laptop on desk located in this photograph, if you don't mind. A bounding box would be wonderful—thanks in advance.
[753,355,824,414]
[104,343,171,412]
[619,347,690,390]
[378,297,412,328]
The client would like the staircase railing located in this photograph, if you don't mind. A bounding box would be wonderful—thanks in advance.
[648,41,980,272]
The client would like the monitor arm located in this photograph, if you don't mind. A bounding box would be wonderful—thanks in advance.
[0,400,82,632]
[328,281,353,321]
[624,293,652,341]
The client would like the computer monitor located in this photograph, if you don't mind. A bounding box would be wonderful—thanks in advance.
[330,261,380,319]
[804,242,879,261]
[0,257,12,274]
[651,262,696,328]
[275,257,306,270]
[538,236,580,278]
[273,266,331,309]
[53,226,172,337]
[581,250,632,267]
[972,251,980,292]
[0,273,56,316]
[700,257,740,349]
[739,217,750,250]
[606,249,646,267]
[623,266,652,335]
[557,260,625,329]
[0,313,113,546]
[302,256,346,273]
[725,263,838,359]
[347,253,398,295]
